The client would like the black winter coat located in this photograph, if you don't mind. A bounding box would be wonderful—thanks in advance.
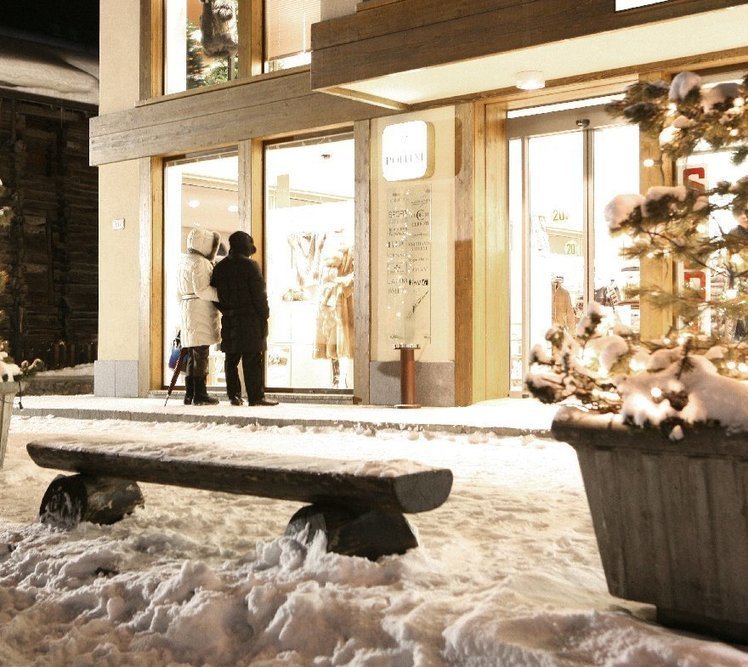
[210,252,270,354]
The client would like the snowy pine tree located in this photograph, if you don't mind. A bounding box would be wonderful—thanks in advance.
[527,72,748,429]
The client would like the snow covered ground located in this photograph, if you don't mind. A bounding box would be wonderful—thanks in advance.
[1,412,746,666]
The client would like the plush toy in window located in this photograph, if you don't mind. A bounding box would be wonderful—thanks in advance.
[200,0,238,58]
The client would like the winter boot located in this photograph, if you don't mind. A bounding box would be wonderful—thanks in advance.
[193,376,219,406]
[183,376,195,405]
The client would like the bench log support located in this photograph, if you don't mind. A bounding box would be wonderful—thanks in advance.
[39,474,144,529]
[286,504,418,560]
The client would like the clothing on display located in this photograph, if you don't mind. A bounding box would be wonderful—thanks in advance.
[551,277,576,330]
[285,231,328,300]
[313,244,354,363]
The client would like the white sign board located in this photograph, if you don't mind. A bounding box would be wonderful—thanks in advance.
[382,121,435,182]
[384,185,432,344]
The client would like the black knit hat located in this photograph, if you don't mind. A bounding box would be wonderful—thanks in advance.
[228,231,256,256]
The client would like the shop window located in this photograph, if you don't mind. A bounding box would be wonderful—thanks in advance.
[264,134,354,391]
[163,152,239,388]
[265,0,320,72]
[164,0,240,95]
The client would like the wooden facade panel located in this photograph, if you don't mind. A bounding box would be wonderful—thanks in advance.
[311,0,745,90]
[91,71,315,139]
[90,77,391,165]
[0,97,98,366]
[353,120,371,405]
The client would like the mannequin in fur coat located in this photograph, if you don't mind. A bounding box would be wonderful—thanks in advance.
[313,244,354,387]
[200,0,238,58]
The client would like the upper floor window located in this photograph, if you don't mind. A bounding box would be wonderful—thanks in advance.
[163,0,321,95]
[165,0,240,94]
[265,0,320,73]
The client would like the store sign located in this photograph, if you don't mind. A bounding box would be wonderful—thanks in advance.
[382,121,435,182]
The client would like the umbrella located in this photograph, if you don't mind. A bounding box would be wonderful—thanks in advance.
[164,347,189,407]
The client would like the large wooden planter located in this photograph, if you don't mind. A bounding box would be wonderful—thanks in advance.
[0,382,18,467]
[552,406,748,644]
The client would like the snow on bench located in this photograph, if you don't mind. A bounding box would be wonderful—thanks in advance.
[26,437,453,560]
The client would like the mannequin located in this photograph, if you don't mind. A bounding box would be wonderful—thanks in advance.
[313,242,354,387]
[551,276,576,330]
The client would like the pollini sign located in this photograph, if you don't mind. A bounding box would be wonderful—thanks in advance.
[382,121,435,182]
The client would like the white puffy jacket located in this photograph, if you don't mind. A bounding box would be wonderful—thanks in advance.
[177,228,221,347]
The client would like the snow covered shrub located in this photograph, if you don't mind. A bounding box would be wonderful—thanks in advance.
[527,71,748,434]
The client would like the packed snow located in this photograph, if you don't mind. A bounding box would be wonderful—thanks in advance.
[1,412,746,665]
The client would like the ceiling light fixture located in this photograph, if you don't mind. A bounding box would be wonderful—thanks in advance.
[515,70,545,91]
[187,199,200,208]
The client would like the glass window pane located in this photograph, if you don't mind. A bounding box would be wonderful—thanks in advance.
[163,154,239,388]
[264,135,354,390]
[508,138,524,394]
[164,0,239,95]
[265,0,320,72]
[593,124,640,331]
[528,132,585,348]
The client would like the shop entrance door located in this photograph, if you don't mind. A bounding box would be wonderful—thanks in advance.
[507,103,640,394]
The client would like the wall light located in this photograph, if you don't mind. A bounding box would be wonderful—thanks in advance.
[642,158,662,168]
[515,70,545,91]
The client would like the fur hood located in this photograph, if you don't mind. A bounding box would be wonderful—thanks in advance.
[187,228,221,261]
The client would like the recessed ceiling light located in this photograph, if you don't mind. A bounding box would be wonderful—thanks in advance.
[187,199,200,208]
[515,70,545,91]
[228,204,239,213]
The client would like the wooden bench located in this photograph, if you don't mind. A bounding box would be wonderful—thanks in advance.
[26,437,453,560]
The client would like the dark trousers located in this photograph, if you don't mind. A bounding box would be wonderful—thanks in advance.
[225,351,264,402]
[185,346,210,377]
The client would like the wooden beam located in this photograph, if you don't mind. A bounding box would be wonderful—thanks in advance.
[148,157,164,391]
[311,0,745,90]
[484,102,509,399]
[141,0,162,100]
[90,72,391,166]
[454,104,474,406]
[354,120,372,405]
[638,72,675,344]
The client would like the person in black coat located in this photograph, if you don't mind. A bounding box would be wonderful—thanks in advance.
[210,231,278,406]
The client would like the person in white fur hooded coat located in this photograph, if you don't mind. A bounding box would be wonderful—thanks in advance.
[177,227,221,405]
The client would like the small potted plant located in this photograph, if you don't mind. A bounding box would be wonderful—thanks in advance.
[0,179,43,466]
[527,71,748,643]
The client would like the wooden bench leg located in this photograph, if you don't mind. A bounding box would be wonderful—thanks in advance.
[286,504,419,560]
[39,474,145,529]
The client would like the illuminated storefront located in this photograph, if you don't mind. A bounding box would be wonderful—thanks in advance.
[92,0,748,404]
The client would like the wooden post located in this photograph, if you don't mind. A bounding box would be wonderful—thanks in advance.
[394,343,420,408]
